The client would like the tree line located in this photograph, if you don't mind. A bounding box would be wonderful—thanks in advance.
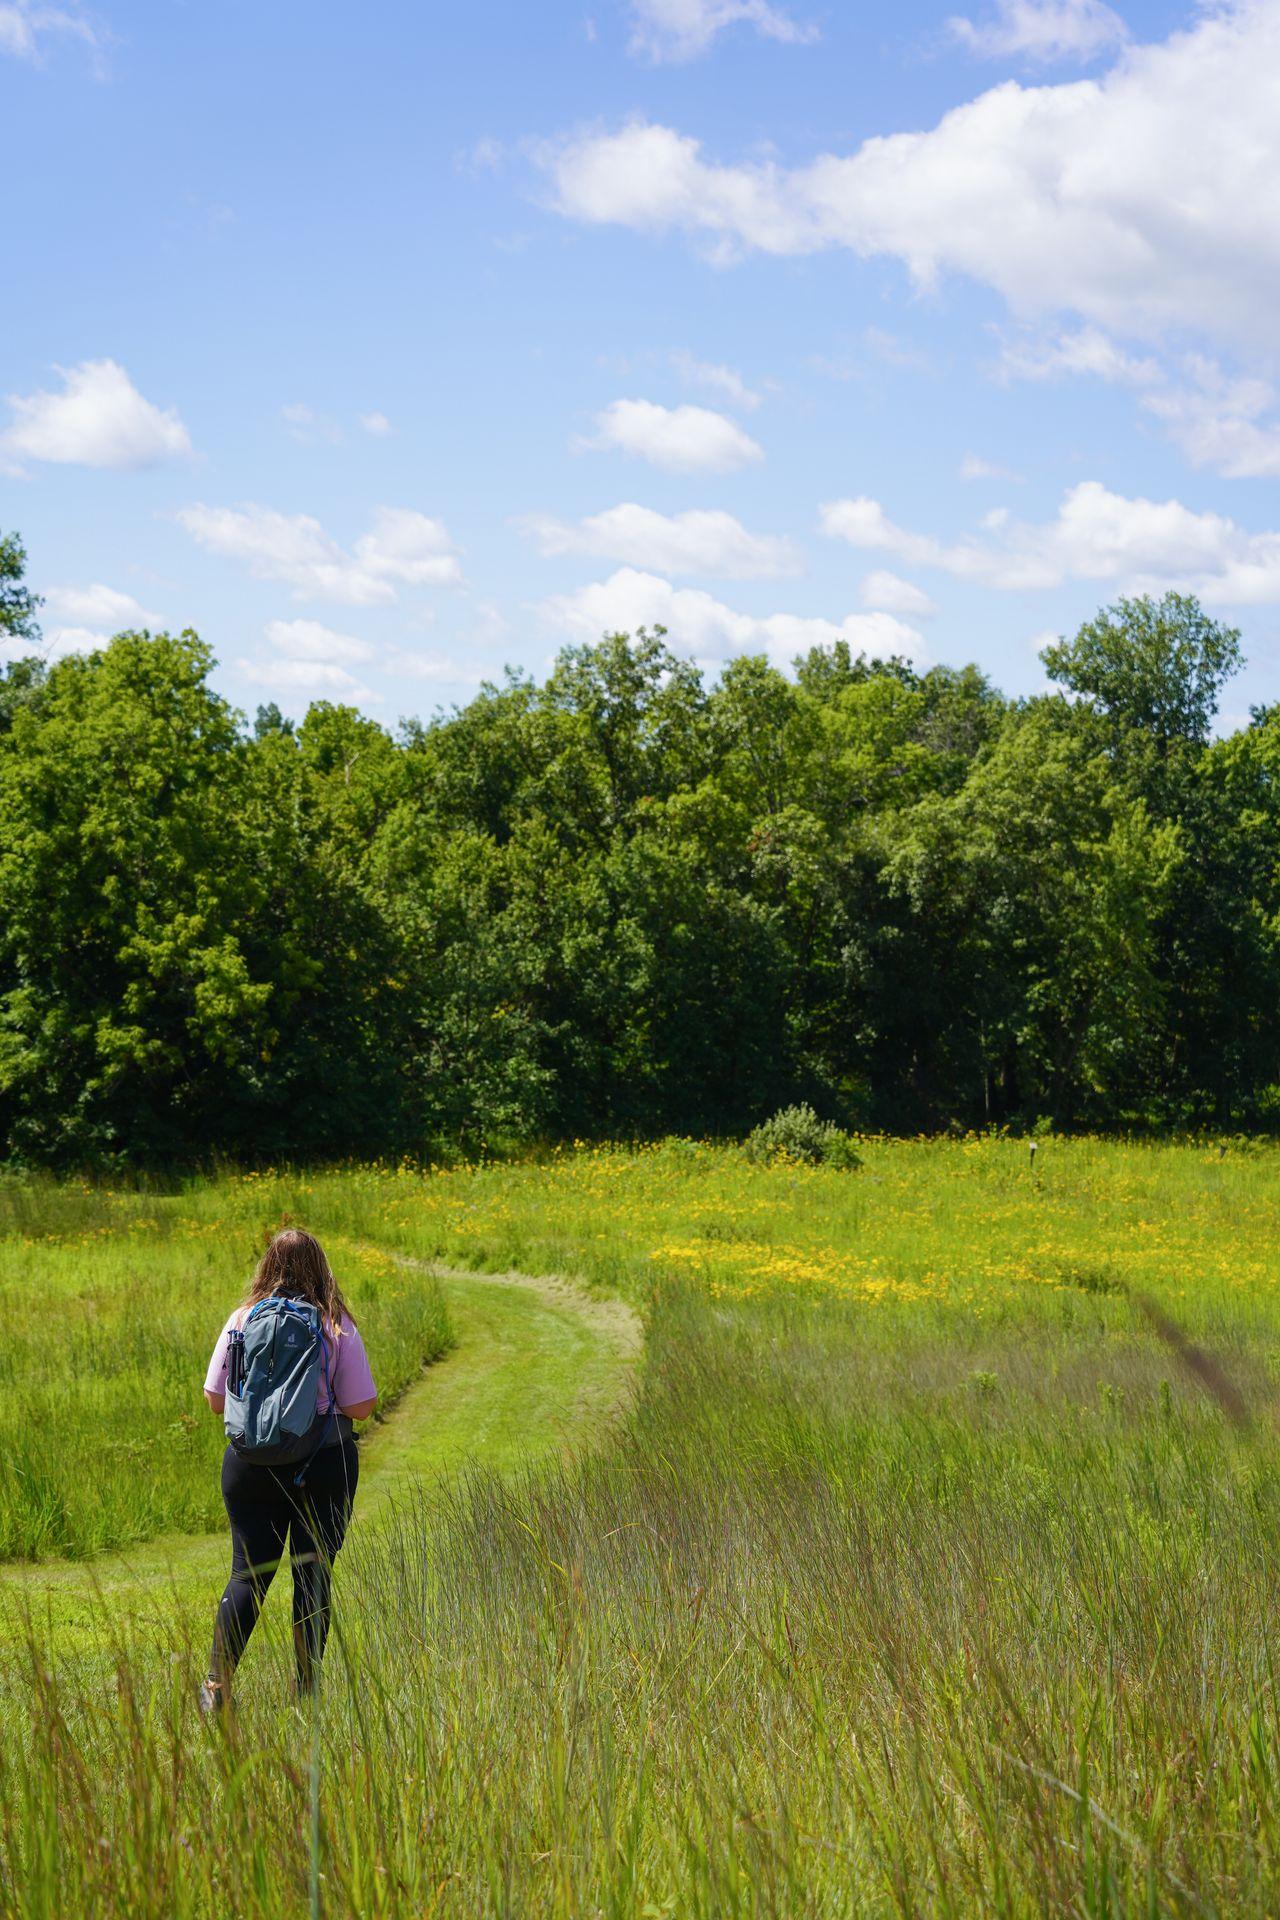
[2,527,1276,1165]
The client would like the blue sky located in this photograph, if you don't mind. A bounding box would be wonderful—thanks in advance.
[4,0,1280,730]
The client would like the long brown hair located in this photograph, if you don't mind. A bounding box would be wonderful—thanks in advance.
[244,1228,350,1330]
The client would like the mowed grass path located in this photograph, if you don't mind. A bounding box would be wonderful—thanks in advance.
[0,1262,639,1651]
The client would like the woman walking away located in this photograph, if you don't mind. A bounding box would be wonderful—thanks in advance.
[199,1228,377,1715]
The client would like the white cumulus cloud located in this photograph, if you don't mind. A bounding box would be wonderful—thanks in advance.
[245,618,486,706]
[386,647,487,686]
[858,571,938,618]
[822,481,1280,605]
[176,503,463,604]
[357,507,463,588]
[239,656,377,701]
[2,360,192,470]
[43,582,160,630]
[1,623,118,665]
[581,398,763,472]
[628,0,817,63]
[242,620,379,703]
[22,626,108,662]
[822,499,946,574]
[545,4,1280,350]
[262,618,375,665]
[519,503,800,578]
[542,567,924,673]
[949,0,1127,63]
[360,411,393,436]
[25,582,162,660]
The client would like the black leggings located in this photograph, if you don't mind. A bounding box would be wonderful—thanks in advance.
[211,1439,359,1691]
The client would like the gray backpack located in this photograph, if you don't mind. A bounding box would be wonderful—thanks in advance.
[224,1295,336,1479]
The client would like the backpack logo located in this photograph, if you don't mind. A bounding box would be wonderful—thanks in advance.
[224,1297,335,1473]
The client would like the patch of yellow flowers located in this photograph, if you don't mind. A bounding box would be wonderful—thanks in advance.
[6,1133,1280,1318]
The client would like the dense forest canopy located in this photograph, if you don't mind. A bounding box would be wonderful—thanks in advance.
[1,528,1276,1165]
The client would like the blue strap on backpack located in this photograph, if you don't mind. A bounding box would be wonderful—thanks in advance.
[223,1296,340,1479]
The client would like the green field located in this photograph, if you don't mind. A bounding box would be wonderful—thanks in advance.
[5,1138,1280,1916]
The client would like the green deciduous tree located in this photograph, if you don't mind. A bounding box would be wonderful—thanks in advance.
[0,532,41,648]
[1041,592,1242,747]
[881,704,1180,1126]
[0,632,269,1162]
[0,544,1275,1161]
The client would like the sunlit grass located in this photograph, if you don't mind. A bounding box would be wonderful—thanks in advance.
[6,1138,1280,1913]
[206,1133,1280,1325]
[3,1134,1279,1560]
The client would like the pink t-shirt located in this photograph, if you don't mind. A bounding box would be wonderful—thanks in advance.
[204,1307,377,1414]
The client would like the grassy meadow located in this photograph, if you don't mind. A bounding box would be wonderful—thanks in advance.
[5,1136,1280,1915]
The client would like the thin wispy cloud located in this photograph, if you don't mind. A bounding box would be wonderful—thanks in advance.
[995,325,1280,479]
[1144,360,1280,482]
[959,454,1024,483]
[948,0,1127,64]
[671,351,761,411]
[520,503,800,578]
[994,325,1161,388]
[626,0,817,63]
[811,328,937,384]
[0,0,99,63]
[280,403,344,446]
[177,504,463,604]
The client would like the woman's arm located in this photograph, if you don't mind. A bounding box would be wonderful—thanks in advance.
[204,1316,235,1414]
[332,1319,377,1423]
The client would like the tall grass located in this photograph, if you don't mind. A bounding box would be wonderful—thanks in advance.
[6,1277,1280,1915]
[6,1139,1280,1913]
[4,1134,1277,1561]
